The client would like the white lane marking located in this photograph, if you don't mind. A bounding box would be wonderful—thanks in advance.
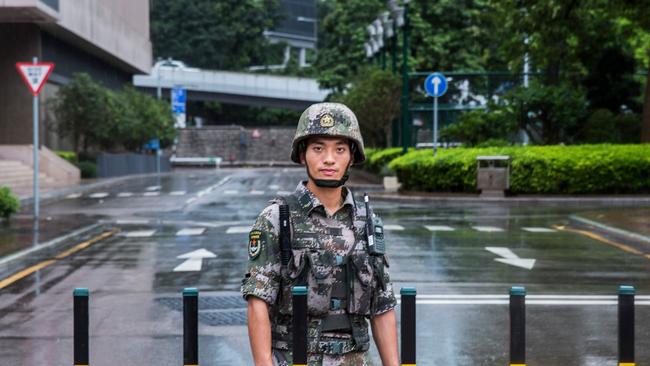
[226,226,251,234]
[269,185,280,190]
[176,228,206,236]
[522,227,557,233]
[485,246,536,270]
[173,249,216,272]
[277,191,292,196]
[117,192,134,197]
[143,192,160,197]
[396,294,650,306]
[169,191,187,196]
[146,185,161,191]
[89,192,109,198]
[473,226,504,232]
[425,225,455,232]
[116,219,150,225]
[122,230,156,238]
[66,193,82,199]
[224,190,238,195]
[400,300,650,306]
[250,190,265,195]
[384,225,405,231]
[185,197,197,205]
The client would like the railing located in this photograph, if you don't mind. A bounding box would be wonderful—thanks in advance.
[72,285,639,365]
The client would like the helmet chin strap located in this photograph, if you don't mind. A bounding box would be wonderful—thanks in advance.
[305,162,350,188]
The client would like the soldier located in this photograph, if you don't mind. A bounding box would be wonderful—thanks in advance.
[241,103,399,366]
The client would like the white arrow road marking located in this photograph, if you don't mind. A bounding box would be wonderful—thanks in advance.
[89,192,109,198]
[173,249,216,272]
[176,228,206,236]
[117,192,134,197]
[485,246,536,270]
[473,226,504,232]
[425,225,455,232]
[384,225,405,231]
[226,226,251,234]
[522,227,557,233]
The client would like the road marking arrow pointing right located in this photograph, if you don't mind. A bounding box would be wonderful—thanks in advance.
[485,247,536,270]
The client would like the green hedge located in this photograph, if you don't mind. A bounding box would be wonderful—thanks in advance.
[77,161,97,179]
[364,147,407,175]
[56,150,78,164]
[0,186,20,219]
[388,144,650,194]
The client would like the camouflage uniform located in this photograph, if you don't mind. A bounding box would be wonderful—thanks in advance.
[242,182,396,366]
[241,102,396,366]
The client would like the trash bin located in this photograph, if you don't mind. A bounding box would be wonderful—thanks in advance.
[476,155,510,198]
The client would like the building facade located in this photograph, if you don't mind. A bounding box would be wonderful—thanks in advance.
[0,0,151,149]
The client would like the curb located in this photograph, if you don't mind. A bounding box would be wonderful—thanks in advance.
[0,222,107,279]
[371,192,650,206]
[569,215,650,245]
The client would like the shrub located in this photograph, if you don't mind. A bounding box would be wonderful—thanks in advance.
[364,147,405,175]
[0,186,20,219]
[56,150,78,164]
[389,144,650,194]
[77,161,97,179]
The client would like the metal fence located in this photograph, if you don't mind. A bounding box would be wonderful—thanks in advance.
[96,153,171,178]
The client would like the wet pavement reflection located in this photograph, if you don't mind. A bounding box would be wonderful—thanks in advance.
[0,168,649,365]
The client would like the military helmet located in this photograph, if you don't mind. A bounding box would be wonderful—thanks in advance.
[290,102,366,164]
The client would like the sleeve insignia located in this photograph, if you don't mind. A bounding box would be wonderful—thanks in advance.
[249,230,263,259]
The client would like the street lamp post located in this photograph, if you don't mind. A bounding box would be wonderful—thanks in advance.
[391,0,411,153]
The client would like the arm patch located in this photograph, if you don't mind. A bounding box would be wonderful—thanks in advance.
[249,230,264,260]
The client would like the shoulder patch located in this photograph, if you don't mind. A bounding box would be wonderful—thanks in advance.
[249,230,263,259]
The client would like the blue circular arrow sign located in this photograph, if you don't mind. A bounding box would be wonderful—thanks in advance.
[424,72,448,97]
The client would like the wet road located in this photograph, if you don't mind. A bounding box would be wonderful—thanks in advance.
[1,168,649,365]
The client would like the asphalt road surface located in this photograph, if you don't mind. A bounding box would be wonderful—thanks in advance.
[1,168,649,365]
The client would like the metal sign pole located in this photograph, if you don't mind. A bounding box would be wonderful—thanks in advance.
[433,96,438,157]
[32,56,40,220]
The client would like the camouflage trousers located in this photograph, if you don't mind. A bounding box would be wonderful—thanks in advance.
[272,349,373,366]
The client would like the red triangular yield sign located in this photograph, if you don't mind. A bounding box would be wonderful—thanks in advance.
[15,62,55,96]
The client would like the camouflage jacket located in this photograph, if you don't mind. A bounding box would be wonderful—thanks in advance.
[241,182,396,354]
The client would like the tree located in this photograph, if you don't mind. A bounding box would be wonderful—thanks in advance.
[52,73,119,153]
[486,0,649,142]
[52,73,175,153]
[151,0,282,70]
[335,67,401,147]
[314,0,384,93]
[116,87,176,151]
[315,0,501,92]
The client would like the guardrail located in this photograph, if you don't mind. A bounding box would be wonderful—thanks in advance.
[72,285,638,365]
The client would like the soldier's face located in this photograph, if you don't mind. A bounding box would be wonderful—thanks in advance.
[301,137,352,180]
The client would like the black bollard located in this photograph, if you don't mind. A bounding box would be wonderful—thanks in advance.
[509,286,526,366]
[618,285,635,366]
[400,287,417,366]
[183,288,199,366]
[292,286,308,366]
[73,288,89,366]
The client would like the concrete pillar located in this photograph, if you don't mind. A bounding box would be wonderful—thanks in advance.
[0,24,42,145]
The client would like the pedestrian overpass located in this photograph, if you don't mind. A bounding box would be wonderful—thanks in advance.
[132,61,330,110]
